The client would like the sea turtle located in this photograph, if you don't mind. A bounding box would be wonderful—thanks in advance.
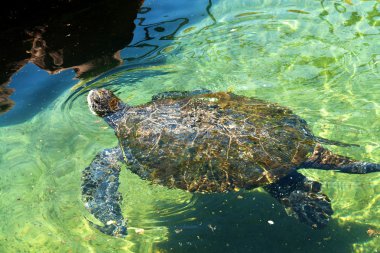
[82,88,379,237]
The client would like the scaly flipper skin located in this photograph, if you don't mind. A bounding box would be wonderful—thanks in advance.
[264,171,333,228]
[81,147,127,237]
[303,144,380,174]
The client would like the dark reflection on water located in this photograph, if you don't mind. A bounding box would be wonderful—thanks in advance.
[153,192,369,253]
[0,0,213,125]
[0,0,142,116]
[0,63,77,126]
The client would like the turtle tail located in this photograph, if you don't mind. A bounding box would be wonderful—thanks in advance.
[302,144,380,174]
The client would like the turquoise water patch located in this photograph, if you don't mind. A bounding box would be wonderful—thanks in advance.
[0,0,379,252]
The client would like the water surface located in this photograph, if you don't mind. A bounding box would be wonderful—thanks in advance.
[0,0,379,252]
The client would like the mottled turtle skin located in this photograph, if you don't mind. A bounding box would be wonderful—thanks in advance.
[82,89,380,237]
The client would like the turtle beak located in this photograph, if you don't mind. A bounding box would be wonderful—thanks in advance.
[87,89,110,116]
[87,89,101,116]
[87,90,98,115]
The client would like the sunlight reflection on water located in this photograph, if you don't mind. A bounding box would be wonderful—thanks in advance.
[0,0,379,252]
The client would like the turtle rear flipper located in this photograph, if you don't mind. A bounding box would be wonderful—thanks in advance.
[282,189,333,228]
[82,147,128,237]
[303,144,380,174]
[314,136,360,147]
[339,162,380,174]
[264,171,333,228]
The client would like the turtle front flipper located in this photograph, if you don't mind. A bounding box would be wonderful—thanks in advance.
[81,147,127,237]
[151,89,211,101]
[264,171,333,228]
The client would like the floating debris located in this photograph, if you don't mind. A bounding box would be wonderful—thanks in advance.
[175,228,183,234]
[323,236,332,241]
[367,228,380,237]
[135,228,145,235]
[287,9,310,14]
[208,224,216,232]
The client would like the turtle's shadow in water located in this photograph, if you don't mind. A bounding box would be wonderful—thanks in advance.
[151,191,371,253]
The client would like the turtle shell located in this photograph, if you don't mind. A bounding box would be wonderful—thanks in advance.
[115,92,316,192]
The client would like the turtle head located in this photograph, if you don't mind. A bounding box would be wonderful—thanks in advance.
[87,89,124,117]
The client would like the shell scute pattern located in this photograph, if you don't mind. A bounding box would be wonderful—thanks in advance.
[116,92,315,192]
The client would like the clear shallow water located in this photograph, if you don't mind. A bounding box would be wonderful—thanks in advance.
[0,0,379,252]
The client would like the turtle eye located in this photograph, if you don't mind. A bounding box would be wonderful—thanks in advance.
[109,98,120,111]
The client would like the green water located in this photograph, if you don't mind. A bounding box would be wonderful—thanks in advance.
[1,0,379,252]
